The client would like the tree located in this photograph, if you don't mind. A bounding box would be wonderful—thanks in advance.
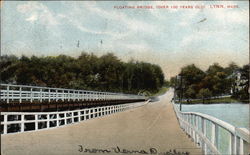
[98,53,123,91]
[225,62,239,76]
[172,62,248,101]
[211,71,230,95]
[233,64,249,100]
[1,53,165,95]
[169,76,177,87]
[184,85,196,99]
[179,64,205,98]
[203,63,231,96]
[180,64,205,85]
[206,63,224,75]
[197,88,212,103]
[0,55,18,83]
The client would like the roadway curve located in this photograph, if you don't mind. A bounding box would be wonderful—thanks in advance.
[1,89,202,155]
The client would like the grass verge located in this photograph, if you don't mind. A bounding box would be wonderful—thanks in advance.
[150,87,169,97]
[179,97,244,104]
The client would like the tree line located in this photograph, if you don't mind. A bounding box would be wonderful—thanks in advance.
[0,53,165,95]
[170,62,249,102]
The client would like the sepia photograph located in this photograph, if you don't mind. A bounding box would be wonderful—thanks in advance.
[0,1,249,155]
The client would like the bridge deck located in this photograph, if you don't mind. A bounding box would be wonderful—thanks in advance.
[1,91,202,155]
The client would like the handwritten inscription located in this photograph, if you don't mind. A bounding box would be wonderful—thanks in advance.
[78,145,190,155]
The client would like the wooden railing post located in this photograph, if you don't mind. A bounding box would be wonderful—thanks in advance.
[35,115,38,130]
[211,123,219,149]
[201,118,207,154]
[48,89,51,102]
[40,88,42,102]
[64,113,67,125]
[71,112,74,123]
[19,87,22,103]
[195,116,199,145]
[3,114,7,134]
[239,138,244,155]
[47,114,50,128]
[190,114,193,139]
[78,111,80,122]
[5,85,10,103]
[56,89,58,102]
[185,115,188,132]
[62,90,65,101]
[57,113,59,127]
[229,133,236,154]
[193,115,196,141]
[30,88,33,103]
[187,114,190,135]
[21,114,25,132]
[73,91,75,101]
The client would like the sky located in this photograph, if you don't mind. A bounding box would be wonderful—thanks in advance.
[1,1,249,79]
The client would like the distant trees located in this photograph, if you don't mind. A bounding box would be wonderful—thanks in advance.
[0,53,165,95]
[197,88,212,103]
[232,64,249,100]
[172,62,249,101]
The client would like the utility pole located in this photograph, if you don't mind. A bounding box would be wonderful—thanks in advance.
[174,76,177,103]
[180,75,183,111]
[176,75,183,111]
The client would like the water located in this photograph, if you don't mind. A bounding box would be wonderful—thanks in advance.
[180,103,249,129]
[176,103,249,154]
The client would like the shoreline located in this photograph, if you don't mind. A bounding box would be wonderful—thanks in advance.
[176,102,249,105]
[174,97,249,105]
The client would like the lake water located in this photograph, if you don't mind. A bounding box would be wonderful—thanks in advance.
[176,103,249,154]
[180,103,249,129]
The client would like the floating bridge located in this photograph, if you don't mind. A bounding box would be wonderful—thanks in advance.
[0,84,146,112]
[0,84,147,135]
[1,85,249,155]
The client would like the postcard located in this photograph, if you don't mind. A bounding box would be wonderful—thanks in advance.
[0,1,249,155]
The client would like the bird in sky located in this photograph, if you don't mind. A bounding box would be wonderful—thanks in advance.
[197,18,207,23]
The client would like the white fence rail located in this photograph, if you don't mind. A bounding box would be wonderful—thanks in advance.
[1,101,148,135]
[0,84,146,103]
[173,103,249,155]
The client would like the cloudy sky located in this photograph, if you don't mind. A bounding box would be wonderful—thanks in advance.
[1,1,249,79]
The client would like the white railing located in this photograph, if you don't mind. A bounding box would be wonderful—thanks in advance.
[173,103,249,155]
[1,100,149,135]
[0,84,146,103]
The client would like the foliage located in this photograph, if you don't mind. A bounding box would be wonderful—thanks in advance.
[181,97,239,104]
[184,85,196,99]
[173,62,249,101]
[180,64,206,86]
[150,87,169,97]
[197,88,212,103]
[0,53,165,95]
[232,64,249,100]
